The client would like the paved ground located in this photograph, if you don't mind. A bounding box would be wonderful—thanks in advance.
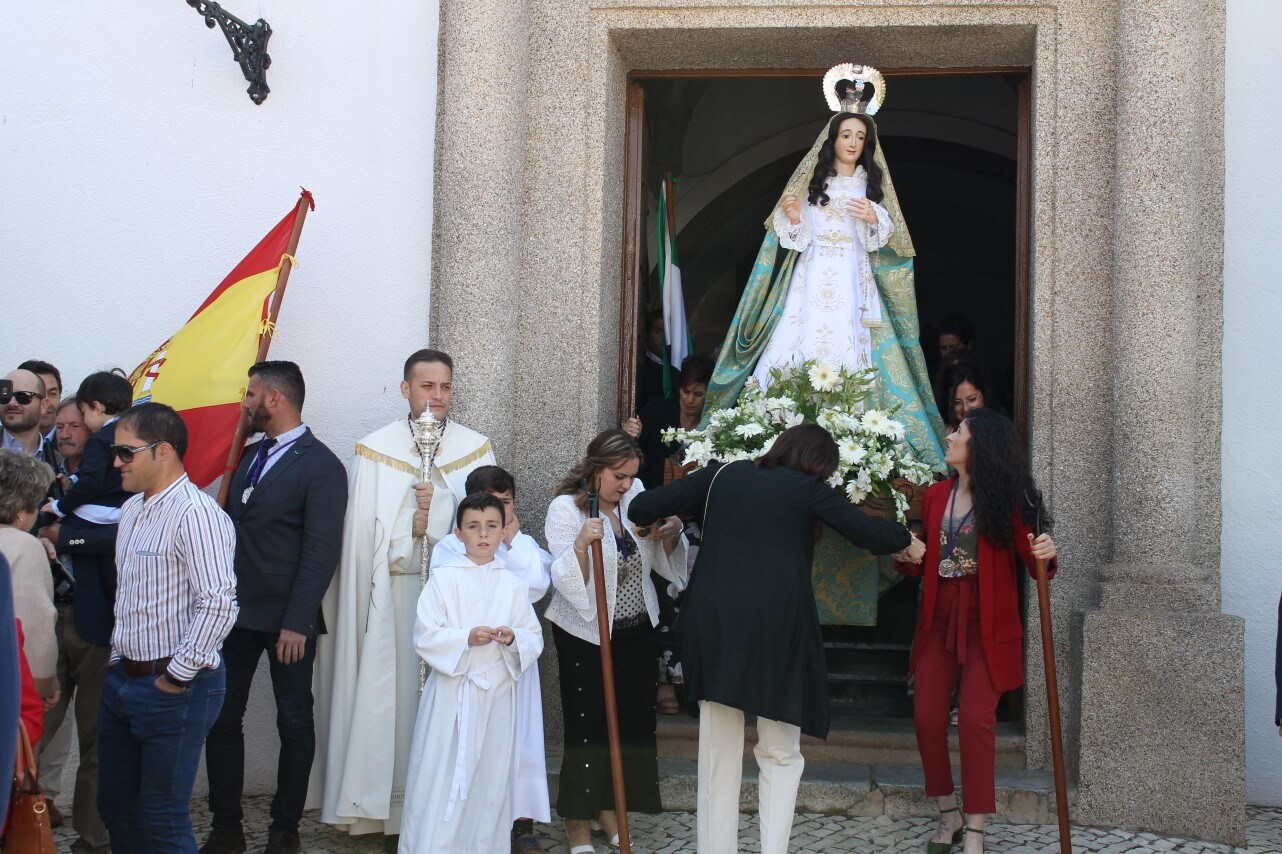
[50,798,1282,852]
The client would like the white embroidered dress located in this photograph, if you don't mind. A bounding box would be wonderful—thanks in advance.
[752,166,894,386]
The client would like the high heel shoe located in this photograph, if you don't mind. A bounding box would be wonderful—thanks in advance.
[926,807,964,853]
[963,826,984,851]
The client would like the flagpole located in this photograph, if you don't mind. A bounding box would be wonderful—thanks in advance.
[215,188,315,506]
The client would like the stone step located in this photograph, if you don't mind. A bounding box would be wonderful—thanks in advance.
[546,755,1075,826]
[656,714,1027,768]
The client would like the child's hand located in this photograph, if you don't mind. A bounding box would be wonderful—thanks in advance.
[503,510,521,546]
[493,626,515,646]
[468,626,497,646]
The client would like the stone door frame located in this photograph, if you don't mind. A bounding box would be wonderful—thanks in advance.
[588,6,1061,770]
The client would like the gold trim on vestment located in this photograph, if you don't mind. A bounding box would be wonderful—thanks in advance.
[438,440,492,475]
[354,443,419,476]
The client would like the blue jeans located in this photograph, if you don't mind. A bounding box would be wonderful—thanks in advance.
[97,662,226,852]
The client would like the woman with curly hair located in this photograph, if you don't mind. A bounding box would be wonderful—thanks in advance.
[896,408,1058,854]
[543,430,687,854]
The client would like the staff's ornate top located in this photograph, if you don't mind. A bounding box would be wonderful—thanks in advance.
[823,63,887,116]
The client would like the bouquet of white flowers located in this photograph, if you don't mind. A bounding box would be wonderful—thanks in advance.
[661,359,933,523]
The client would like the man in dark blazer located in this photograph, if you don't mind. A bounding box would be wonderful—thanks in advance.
[200,362,347,854]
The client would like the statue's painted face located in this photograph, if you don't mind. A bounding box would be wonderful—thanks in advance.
[833,116,867,170]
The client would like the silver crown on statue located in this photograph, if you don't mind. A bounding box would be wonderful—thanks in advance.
[823,63,887,116]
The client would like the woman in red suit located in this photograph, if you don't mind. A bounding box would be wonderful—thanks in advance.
[897,408,1057,854]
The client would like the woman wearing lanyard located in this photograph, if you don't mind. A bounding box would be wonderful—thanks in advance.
[897,408,1057,854]
[543,429,687,854]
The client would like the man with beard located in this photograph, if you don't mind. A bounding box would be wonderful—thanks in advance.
[18,359,64,450]
[200,361,347,854]
[2,368,49,458]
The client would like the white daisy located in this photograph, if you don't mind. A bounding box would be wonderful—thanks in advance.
[808,361,842,393]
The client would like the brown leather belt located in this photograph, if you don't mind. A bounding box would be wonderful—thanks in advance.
[120,657,173,677]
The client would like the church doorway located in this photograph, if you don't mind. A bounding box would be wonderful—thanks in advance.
[619,70,1031,726]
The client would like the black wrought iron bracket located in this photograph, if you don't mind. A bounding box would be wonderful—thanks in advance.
[187,1,273,105]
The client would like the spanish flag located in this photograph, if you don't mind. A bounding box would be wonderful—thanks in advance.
[129,191,313,487]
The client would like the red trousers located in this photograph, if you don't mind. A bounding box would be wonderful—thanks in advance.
[912,575,1001,814]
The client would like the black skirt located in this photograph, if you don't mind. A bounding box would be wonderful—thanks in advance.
[554,622,662,818]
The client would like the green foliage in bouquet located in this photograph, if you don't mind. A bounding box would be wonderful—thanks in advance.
[662,359,932,522]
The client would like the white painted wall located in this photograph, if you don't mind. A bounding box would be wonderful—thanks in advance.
[0,1,441,793]
[1222,0,1282,807]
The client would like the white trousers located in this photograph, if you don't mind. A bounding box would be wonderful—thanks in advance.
[697,700,804,854]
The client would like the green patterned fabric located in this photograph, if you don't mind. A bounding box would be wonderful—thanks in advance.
[703,229,796,414]
[866,250,947,468]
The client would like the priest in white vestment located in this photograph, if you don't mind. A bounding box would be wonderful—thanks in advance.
[311,350,496,840]
[399,495,543,853]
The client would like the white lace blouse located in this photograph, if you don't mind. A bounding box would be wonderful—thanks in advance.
[542,479,689,645]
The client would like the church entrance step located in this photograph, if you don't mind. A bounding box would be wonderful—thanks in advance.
[656,714,1026,768]
[546,755,1072,825]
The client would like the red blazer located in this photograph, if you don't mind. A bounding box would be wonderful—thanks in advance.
[896,477,1057,693]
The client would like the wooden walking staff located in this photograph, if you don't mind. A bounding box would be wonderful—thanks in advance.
[216,188,315,506]
[1029,495,1072,853]
[586,481,632,854]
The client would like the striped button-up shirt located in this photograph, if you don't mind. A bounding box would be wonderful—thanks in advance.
[112,474,238,680]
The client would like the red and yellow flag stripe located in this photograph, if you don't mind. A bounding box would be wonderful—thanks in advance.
[129,193,311,487]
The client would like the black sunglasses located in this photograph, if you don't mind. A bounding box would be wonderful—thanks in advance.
[0,390,45,406]
[110,441,164,463]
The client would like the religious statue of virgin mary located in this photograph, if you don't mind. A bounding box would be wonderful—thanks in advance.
[706,64,947,473]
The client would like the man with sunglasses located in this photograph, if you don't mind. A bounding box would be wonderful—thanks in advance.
[98,402,237,852]
[18,359,64,442]
[1,368,49,458]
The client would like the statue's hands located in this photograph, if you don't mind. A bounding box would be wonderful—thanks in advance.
[847,198,878,224]
[781,193,802,225]
[412,509,429,539]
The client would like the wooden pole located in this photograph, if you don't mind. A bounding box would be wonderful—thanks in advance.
[216,189,314,507]
[1034,554,1072,853]
[587,488,632,854]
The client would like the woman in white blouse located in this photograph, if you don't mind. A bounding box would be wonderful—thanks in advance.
[543,430,686,854]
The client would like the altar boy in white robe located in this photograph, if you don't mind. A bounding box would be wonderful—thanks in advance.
[400,493,543,854]
[428,465,552,851]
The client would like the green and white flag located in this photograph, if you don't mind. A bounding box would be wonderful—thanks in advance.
[657,178,691,396]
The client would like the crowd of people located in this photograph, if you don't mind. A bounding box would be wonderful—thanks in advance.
[0,342,1055,854]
